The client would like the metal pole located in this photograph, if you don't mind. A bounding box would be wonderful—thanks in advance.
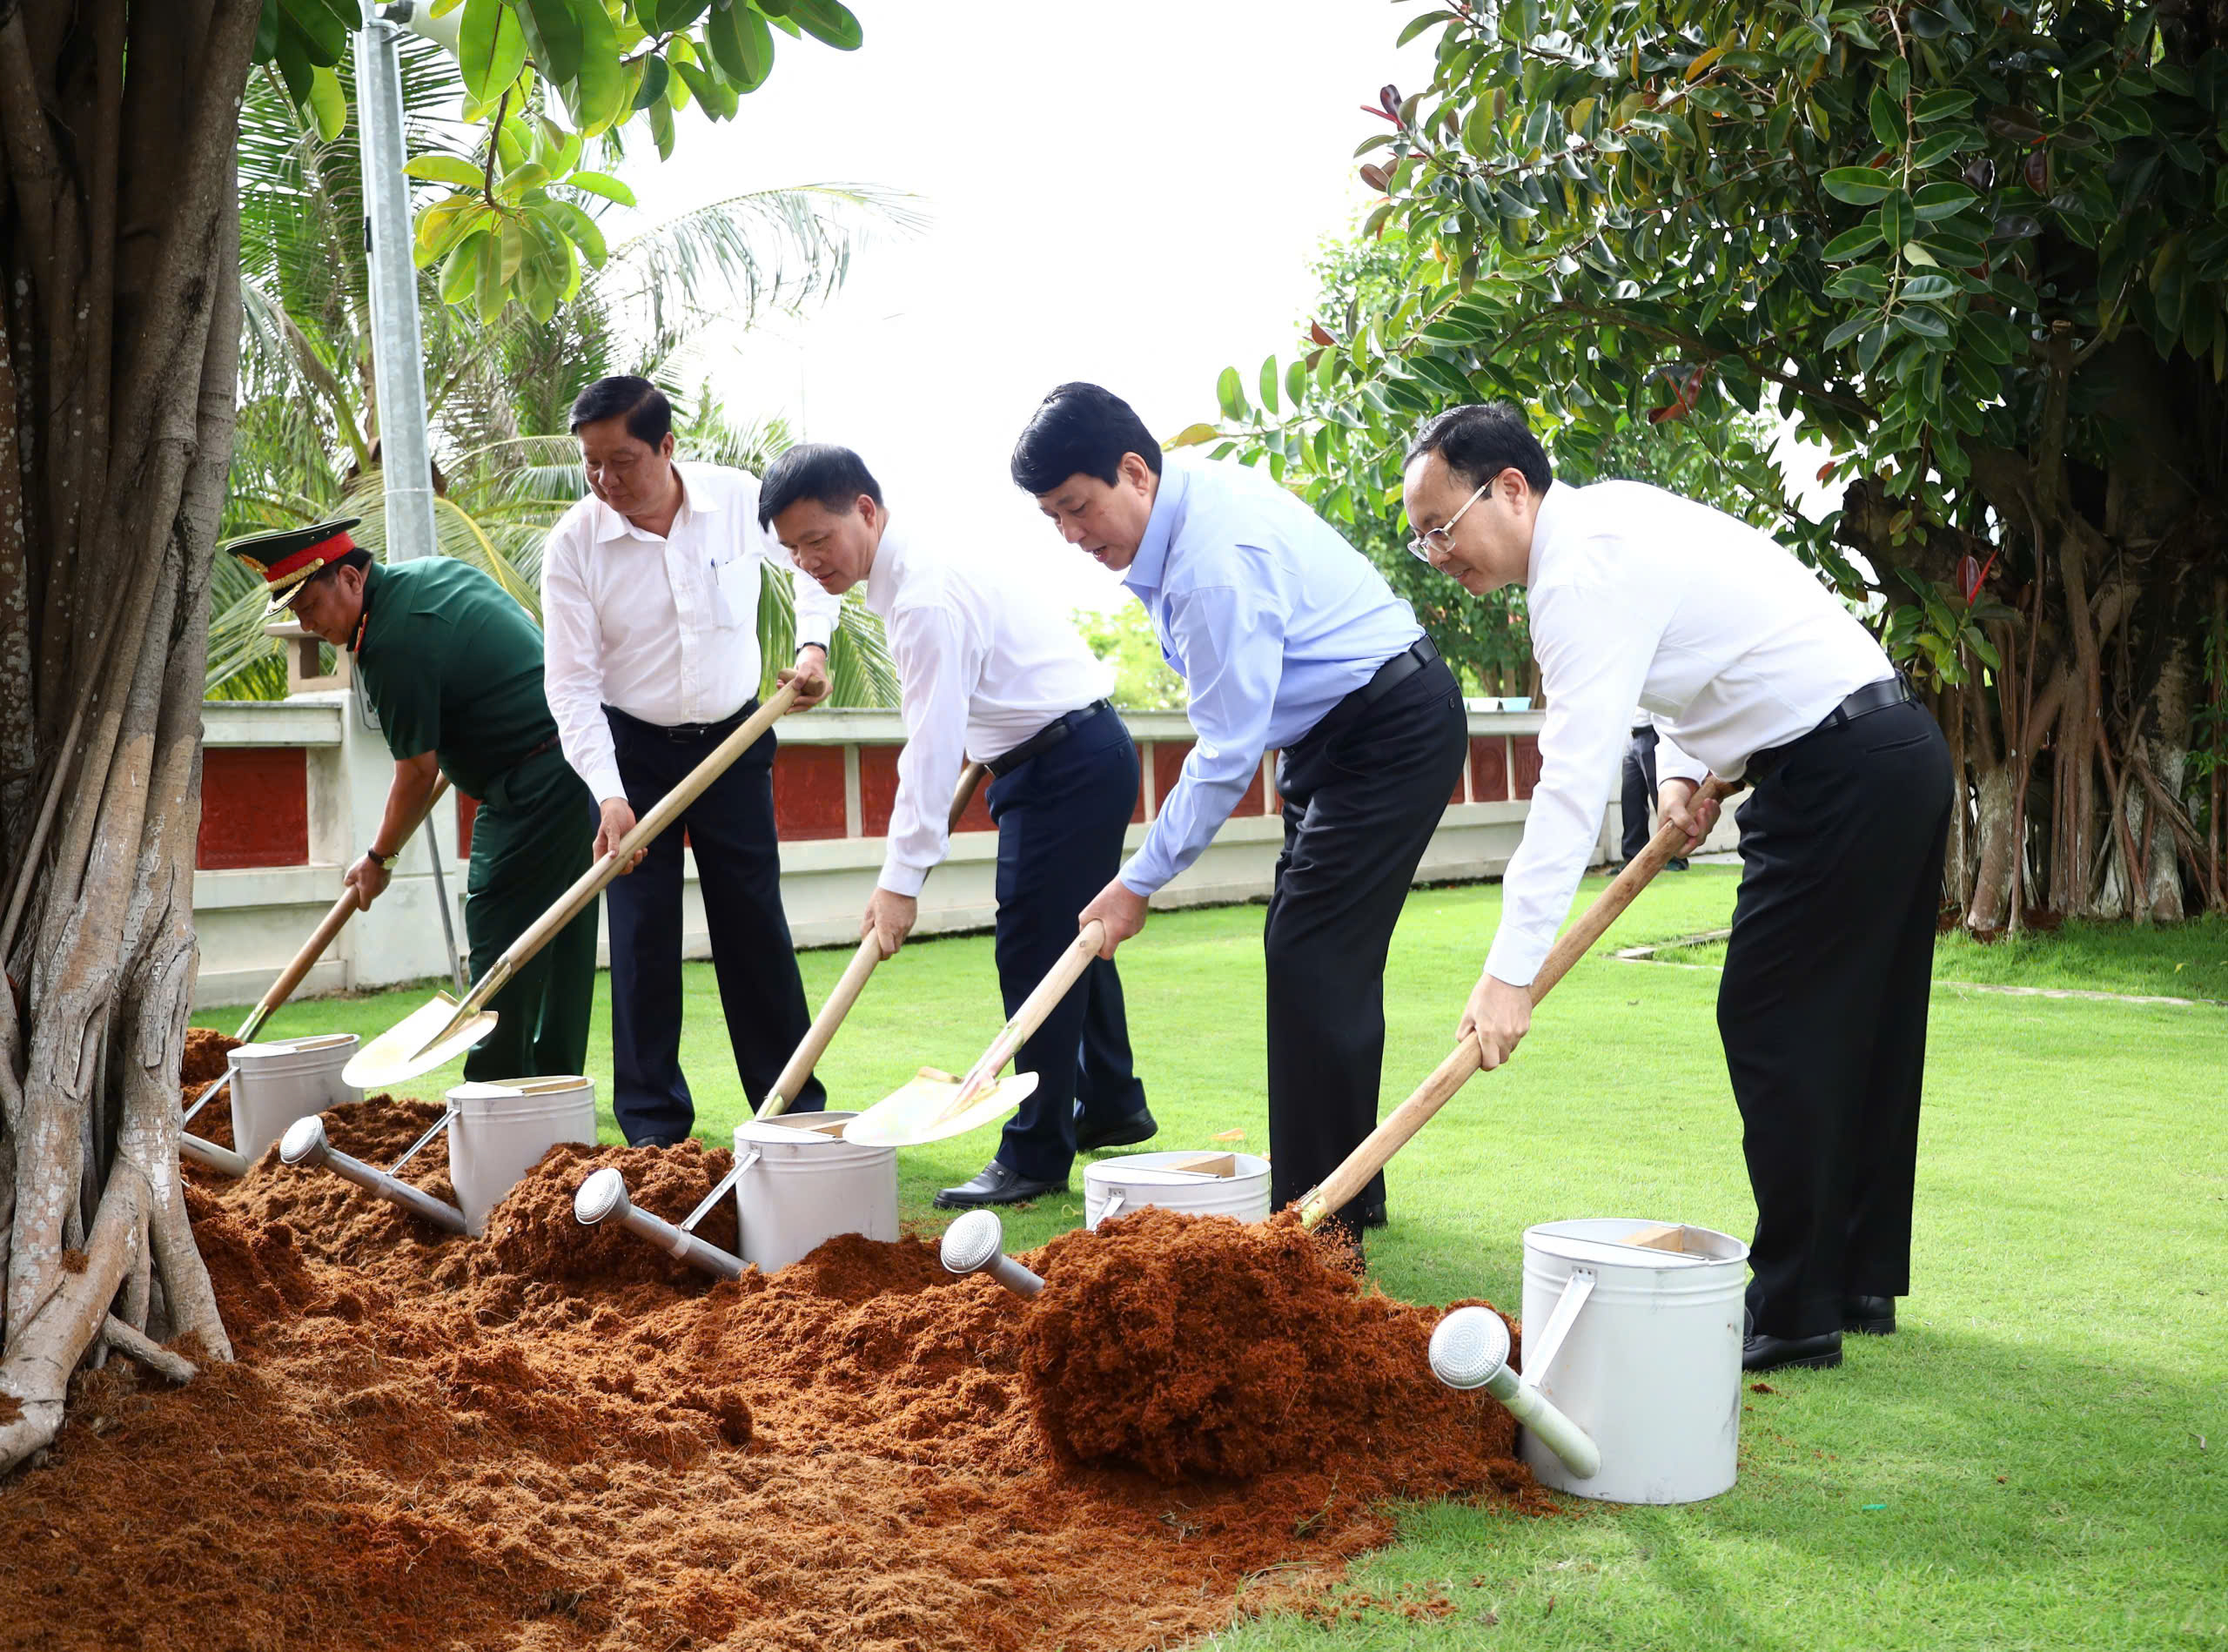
[355,3,436,568]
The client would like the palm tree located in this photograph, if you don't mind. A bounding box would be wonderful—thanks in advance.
[215,37,911,706]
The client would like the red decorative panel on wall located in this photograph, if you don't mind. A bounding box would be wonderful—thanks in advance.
[1152,741,1193,821]
[774,745,848,840]
[455,792,480,859]
[1469,737,1508,803]
[1512,735,1544,801]
[859,745,900,837]
[197,748,309,869]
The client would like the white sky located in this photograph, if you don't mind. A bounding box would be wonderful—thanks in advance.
[616,0,1435,613]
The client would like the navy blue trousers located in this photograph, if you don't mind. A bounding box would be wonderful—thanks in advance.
[604,703,825,1145]
[987,705,1147,1183]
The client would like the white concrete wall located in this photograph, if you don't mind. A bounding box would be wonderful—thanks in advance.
[193,694,1739,1009]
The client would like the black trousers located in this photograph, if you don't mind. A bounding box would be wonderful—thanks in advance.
[1718,696,1952,1338]
[988,706,1147,1183]
[1620,724,1659,862]
[1265,657,1468,1233]
[604,702,824,1145]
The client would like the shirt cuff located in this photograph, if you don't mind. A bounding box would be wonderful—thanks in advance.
[1483,927,1549,991]
[584,760,627,805]
[795,614,835,652]
[876,858,929,897]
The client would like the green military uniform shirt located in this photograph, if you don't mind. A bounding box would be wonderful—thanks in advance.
[352,558,557,797]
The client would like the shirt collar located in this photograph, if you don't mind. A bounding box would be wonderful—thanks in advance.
[860,520,907,623]
[350,559,385,657]
[1524,479,1571,588]
[1123,460,1190,601]
[590,460,721,543]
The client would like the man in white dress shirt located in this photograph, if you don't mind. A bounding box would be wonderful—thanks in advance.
[542,377,842,1145]
[759,444,1152,1206]
[1401,402,1952,1373]
[1012,383,1469,1250]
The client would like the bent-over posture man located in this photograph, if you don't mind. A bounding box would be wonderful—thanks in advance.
[542,377,840,1145]
[761,443,1151,1207]
[1012,384,1467,1248]
[1401,403,1951,1373]
[232,519,597,1081]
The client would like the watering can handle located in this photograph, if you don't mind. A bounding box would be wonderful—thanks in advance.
[1522,1266,1596,1387]
[1089,1190,1126,1232]
[1296,776,1737,1229]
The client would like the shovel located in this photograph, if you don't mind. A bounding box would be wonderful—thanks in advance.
[183,776,453,1143]
[754,760,988,1121]
[839,918,1109,1147]
[1295,776,1737,1230]
[344,682,803,1091]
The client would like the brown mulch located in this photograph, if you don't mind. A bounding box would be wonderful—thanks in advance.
[2,1093,1544,1652]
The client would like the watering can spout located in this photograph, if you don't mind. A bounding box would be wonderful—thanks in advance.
[574,1167,748,1282]
[280,1115,471,1236]
[1428,1306,1601,1480]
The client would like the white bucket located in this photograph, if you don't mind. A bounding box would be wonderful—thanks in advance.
[446,1076,597,1237]
[732,1112,897,1273]
[1084,1151,1272,1231]
[229,1034,362,1164]
[1519,1218,1749,1505]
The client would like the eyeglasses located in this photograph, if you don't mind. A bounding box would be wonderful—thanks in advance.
[1407,480,1491,564]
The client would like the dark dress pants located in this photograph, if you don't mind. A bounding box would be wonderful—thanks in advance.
[989,707,1148,1184]
[1717,697,1952,1338]
[460,750,599,1084]
[603,703,825,1145]
[1265,658,1468,1236]
[1621,724,1659,862]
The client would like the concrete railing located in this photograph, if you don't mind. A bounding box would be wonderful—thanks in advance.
[193,692,1735,1010]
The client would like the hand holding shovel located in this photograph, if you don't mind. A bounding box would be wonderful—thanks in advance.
[346,682,805,1090]
[1296,776,1737,1230]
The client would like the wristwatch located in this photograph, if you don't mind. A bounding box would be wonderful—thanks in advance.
[364,845,393,869]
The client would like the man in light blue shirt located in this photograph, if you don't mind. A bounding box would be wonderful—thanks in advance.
[1011,383,1468,1246]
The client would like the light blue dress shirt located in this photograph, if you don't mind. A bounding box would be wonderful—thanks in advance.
[1117,458,1423,896]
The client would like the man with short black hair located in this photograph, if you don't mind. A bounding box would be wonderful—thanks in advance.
[542,376,843,1145]
[229,518,597,1082]
[1010,382,1469,1248]
[1400,400,1953,1373]
[761,443,1151,1206]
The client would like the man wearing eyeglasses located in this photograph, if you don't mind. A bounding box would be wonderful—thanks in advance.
[1401,401,1952,1374]
[1010,383,1467,1249]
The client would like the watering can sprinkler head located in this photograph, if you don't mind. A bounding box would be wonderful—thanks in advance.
[1428,1306,1601,1480]
[572,1165,745,1281]
[939,1210,1044,1299]
[574,1165,629,1227]
[279,1114,330,1169]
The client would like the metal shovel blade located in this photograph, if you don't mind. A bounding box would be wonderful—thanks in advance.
[841,1067,1041,1148]
[341,991,498,1090]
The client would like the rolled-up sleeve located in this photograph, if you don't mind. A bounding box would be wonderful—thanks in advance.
[1484,574,1657,987]
[1119,583,1284,896]
[540,524,626,804]
[878,601,976,897]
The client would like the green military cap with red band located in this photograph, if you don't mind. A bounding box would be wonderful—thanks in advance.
[224,517,362,615]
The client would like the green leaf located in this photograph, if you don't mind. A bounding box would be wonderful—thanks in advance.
[634,55,671,111]
[306,63,347,140]
[1823,314,1871,350]
[439,228,488,306]
[544,198,607,266]
[1879,191,1913,248]
[500,161,552,200]
[1869,84,1902,151]
[654,0,713,28]
[460,0,528,104]
[1900,273,1956,302]
[1913,181,1976,220]
[1822,167,1897,205]
[279,0,346,67]
[520,0,584,87]
[1258,355,1280,414]
[1895,306,1950,339]
[648,91,675,159]
[1216,366,1246,420]
[1396,8,1458,47]
[1822,223,1882,260]
[672,57,738,120]
[708,2,774,89]
[403,154,489,189]
[1912,89,1976,123]
[789,0,863,50]
[567,170,636,206]
[272,12,314,101]
[568,3,627,133]
[1169,422,1221,448]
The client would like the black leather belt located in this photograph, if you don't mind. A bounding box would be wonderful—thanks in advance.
[604,701,757,742]
[1297,636,1445,751]
[1746,675,1913,782]
[983,699,1115,778]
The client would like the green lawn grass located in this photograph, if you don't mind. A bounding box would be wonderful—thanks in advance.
[194,867,2228,1651]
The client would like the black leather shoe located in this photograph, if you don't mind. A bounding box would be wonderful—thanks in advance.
[933,1159,1066,1209]
[1743,1331,1843,1372]
[1074,1107,1158,1153]
[1666,857,1691,872]
[1354,1200,1388,1229]
[1842,1295,1897,1335]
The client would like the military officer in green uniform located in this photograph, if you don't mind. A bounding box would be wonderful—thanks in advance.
[227,519,599,1081]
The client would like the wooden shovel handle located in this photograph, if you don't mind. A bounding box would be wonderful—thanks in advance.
[1299,776,1737,1227]
[953,919,1106,1104]
[465,682,802,1015]
[236,775,456,1043]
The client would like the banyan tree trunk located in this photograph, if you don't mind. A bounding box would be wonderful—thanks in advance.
[0,0,260,1471]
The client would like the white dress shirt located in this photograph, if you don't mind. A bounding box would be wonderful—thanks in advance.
[540,462,843,803]
[862,521,1115,897]
[1486,479,1894,987]
[1117,457,1421,896]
